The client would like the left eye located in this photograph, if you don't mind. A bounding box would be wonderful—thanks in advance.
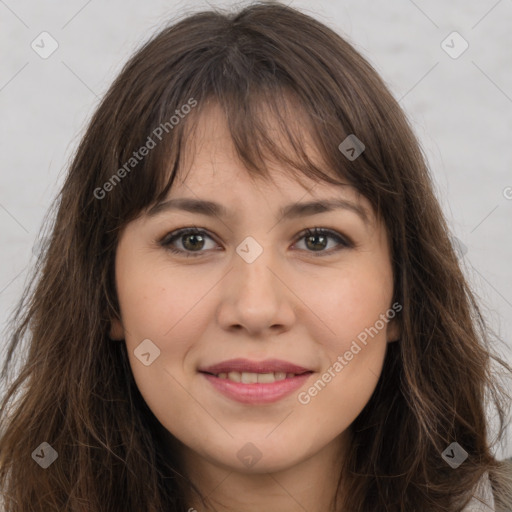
[159,227,352,257]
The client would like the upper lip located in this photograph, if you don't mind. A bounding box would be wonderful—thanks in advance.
[199,358,313,375]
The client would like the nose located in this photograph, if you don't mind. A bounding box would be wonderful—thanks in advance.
[216,241,296,337]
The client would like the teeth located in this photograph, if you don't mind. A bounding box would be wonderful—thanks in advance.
[215,371,298,383]
[257,372,276,383]
[241,372,258,383]
[227,371,241,382]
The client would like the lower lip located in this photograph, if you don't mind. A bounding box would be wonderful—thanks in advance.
[201,372,312,404]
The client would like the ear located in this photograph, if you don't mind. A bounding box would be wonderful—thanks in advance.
[109,316,125,341]
[386,316,401,343]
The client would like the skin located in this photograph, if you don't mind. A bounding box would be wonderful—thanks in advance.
[110,102,400,512]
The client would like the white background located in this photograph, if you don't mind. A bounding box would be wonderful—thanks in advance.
[1,0,511,458]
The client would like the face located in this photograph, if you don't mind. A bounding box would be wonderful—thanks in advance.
[110,102,400,476]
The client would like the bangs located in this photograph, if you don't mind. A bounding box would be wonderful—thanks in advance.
[153,87,353,203]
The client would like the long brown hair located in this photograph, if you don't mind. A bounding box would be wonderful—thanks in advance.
[1,2,511,510]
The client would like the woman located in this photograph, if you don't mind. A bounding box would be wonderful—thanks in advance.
[1,2,511,510]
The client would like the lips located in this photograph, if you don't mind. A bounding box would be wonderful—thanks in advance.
[198,358,314,404]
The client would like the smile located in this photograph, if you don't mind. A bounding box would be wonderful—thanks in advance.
[198,358,314,404]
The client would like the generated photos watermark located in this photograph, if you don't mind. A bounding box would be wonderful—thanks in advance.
[297,301,402,405]
[93,97,197,200]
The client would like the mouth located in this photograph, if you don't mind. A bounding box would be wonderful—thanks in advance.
[198,358,314,404]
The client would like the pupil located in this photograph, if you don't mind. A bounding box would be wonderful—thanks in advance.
[307,234,326,251]
[184,234,204,251]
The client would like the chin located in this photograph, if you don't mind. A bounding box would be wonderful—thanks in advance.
[204,441,308,474]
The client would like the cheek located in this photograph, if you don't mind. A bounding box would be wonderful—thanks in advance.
[116,262,204,422]
[116,258,209,340]
[304,262,394,351]
[299,271,392,427]
[116,261,212,404]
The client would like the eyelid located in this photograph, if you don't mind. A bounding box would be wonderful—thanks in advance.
[158,226,354,257]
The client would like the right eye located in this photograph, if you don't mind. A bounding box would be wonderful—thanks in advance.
[159,227,219,257]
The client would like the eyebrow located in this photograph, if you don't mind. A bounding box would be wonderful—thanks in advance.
[146,197,370,225]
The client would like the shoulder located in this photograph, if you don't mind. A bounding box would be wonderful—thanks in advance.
[462,472,495,511]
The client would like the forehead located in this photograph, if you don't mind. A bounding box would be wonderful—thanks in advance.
[170,100,375,222]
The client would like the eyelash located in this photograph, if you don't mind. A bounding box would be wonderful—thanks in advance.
[158,226,353,258]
